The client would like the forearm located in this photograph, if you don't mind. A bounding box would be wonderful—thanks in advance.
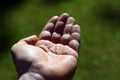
[18,72,45,80]
[18,72,73,80]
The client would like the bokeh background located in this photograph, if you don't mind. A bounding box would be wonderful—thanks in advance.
[0,0,120,80]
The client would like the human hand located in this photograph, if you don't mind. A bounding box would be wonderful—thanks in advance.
[11,13,80,80]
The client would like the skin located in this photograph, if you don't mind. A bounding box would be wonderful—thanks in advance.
[11,13,80,80]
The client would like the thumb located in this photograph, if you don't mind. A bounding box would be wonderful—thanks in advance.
[20,35,38,45]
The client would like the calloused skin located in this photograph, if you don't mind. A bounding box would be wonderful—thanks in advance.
[11,13,80,80]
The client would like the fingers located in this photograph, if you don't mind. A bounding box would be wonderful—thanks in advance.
[60,17,75,45]
[66,17,75,25]
[43,16,58,31]
[61,24,80,52]
[58,13,69,23]
[64,17,75,33]
[58,14,80,52]
[39,13,69,42]
[71,25,80,42]
[51,13,69,43]
[39,16,58,40]
[48,16,59,24]
[52,13,69,34]
[51,21,64,43]
[69,25,80,52]
[53,21,64,35]
[39,13,81,52]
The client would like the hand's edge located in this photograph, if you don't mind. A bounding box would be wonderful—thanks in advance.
[18,72,45,80]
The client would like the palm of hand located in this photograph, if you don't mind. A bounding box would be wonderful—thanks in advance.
[11,13,80,80]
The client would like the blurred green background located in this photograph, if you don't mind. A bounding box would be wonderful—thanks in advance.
[0,0,120,80]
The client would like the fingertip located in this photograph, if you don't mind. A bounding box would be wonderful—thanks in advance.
[61,34,71,45]
[54,21,64,34]
[62,13,69,16]
[51,32,61,43]
[31,35,38,38]
[39,31,51,40]
[20,35,39,45]
[66,17,75,24]
[43,23,54,32]
[25,35,38,40]
[69,40,80,52]
[59,13,69,22]
[72,24,80,33]
[49,16,59,23]
[53,16,59,19]
[71,32,80,42]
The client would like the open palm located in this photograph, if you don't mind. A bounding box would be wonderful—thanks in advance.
[11,13,80,80]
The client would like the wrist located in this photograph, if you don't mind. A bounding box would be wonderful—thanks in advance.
[18,72,45,80]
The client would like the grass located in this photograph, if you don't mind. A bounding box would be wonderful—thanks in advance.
[0,0,120,80]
